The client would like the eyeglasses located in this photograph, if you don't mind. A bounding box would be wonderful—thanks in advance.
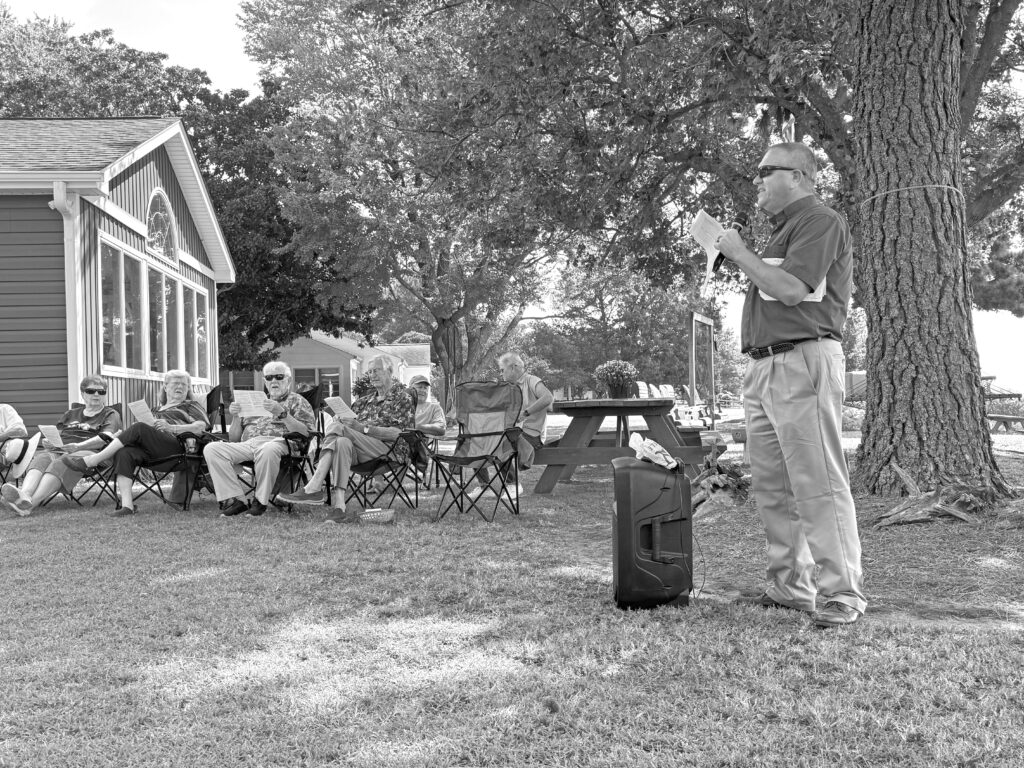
[756,165,798,178]
[82,388,107,395]
[264,373,288,381]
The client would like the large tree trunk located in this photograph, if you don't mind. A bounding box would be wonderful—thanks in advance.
[851,0,1009,497]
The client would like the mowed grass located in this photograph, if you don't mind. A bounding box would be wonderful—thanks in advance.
[2,451,1024,768]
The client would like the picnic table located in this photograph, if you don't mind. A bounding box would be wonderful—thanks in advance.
[532,398,707,494]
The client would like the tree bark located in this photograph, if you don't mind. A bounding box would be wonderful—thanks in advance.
[851,0,1009,497]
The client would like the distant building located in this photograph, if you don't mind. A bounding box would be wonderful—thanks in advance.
[0,118,235,426]
[220,332,431,402]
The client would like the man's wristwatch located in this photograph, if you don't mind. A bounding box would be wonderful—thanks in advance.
[363,426,370,434]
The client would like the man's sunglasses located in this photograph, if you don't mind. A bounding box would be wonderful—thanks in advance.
[264,374,288,381]
[82,388,107,395]
[756,165,799,178]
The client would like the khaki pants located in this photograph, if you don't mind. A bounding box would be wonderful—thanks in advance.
[322,423,391,504]
[743,339,866,613]
[204,436,291,504]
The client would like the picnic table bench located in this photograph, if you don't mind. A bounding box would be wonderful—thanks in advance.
[987,414,1024,432]
[532,398,707,493]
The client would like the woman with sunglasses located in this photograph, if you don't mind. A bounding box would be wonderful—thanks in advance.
[1,375,122,515]
[58,369,209,517]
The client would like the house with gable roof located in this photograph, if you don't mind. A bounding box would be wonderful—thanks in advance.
[0,117,235,426]
[220,331,432,403]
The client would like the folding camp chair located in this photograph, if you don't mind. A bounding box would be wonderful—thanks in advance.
[37,403,124,508]
[231,384,323,510]
[335,387,423,510]
[431,381,523,522]
[127,386,229,511]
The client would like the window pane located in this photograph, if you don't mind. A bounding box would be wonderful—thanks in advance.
[294,368,317,388]
[196,292,209,378]
[183,288,196,375]
[101,243,122,366]
[123,257,144,370]
[230,370,255,390]
[148,270,165,372]
[166,279,180,371]
[146,193,177,261]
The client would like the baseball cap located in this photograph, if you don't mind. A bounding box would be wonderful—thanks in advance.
[409,375,430,387]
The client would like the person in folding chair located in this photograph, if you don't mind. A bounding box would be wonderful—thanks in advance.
[278,355,414,524]
[203,361,315,518]
[472,352,553,498]
[0,401,35,486]
[1,376,121,516]
[60,370,209,517]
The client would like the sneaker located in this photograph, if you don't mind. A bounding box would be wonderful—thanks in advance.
[1,482,23,505]
[324,508,359,524]
[13,496,35,517]
[246,500,268,517]
[61,454,90,473]
[467,485,494,501]
[107,506,136,517]
[277,488,327,506]
[220,498,248,517]
[812,601,863,628]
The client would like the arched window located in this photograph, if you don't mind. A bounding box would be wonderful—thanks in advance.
[146,190,177,262]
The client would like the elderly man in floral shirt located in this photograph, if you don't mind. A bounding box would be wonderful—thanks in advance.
[280,354,414,524]
[204,361,315,518]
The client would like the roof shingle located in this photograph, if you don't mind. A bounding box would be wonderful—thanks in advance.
[0,117,179,173]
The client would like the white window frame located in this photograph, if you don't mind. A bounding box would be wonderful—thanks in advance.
[98,233,212,384]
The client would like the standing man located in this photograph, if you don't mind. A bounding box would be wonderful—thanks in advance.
[715,141,865,628]
[204,362,315,517]
[278,355,414,524]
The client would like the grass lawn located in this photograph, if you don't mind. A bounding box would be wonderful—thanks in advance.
[2,441,1024,768]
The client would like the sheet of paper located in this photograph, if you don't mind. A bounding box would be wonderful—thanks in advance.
[39,425,63,448]
[233,390,270,418]
[689,209,727,298]
[324,396,356,420]
[128,399,156,426]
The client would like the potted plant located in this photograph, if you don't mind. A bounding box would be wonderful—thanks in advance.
[594,360,639,399]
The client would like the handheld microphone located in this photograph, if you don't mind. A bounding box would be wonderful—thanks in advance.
[712,212,749,273]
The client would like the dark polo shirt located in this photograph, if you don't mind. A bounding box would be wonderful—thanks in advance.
[741,196,853,352]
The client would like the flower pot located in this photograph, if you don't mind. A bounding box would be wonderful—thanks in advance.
[607,382,632,399]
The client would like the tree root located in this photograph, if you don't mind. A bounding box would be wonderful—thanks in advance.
[691,457,750,513]
[872,462,990,529]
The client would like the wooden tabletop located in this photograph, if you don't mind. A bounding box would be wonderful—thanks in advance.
[552,398,675,413]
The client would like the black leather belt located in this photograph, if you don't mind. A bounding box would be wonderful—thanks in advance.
[745,337,822,360]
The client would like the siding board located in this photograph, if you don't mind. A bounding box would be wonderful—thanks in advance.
[0,195,68,426]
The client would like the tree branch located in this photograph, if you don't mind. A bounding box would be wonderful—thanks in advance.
[960,0,1023,133]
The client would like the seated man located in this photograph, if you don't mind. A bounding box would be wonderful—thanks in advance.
[409,375,446,437]
[473,352,553,498]
[501,352,553,471]
[279,355,414,524]
[203,362,315,517]
[0,402,36,481]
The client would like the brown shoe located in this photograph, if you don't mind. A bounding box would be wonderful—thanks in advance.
[812,601,862,627]
[734,592,800,611]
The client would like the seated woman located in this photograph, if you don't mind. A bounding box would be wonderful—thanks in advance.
[1,375,122,516]
[61,369,209,517]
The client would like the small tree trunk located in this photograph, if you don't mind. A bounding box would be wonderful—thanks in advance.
[851,0,1009,497]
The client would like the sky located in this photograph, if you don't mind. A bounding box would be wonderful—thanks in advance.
[7,0,1024,395]
[3,0,261,92]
